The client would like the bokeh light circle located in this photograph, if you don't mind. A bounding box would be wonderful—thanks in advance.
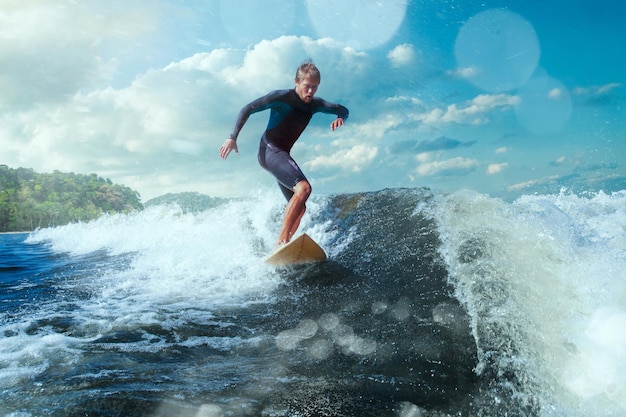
[455,9,540,92]
[515,73,572,134]
[306,0,407,50]
[220,0,296,44]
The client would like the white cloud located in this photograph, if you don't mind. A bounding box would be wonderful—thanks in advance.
[597,82,622,94]
[1,33,369,199]
[304,145,378,173]
[572,82,623,96]
[495,147,510,154]
[508,175,560,191]
[385,95,424,107]
[415,154,480,176]
[487,163,508,174]
[348,113,406,143]
[388,44,416,67]
[548,88,562,99]
[448,66,478,79]
[412,94,519,127]
[0,2,159,110]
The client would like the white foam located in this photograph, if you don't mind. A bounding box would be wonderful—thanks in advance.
[564,309,626,401]
[26,189,337,309]
[430,189,626,416]
[4,190,339,388]
[0,319,87,388]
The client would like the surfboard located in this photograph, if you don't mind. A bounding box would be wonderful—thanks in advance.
[265,233,327,265]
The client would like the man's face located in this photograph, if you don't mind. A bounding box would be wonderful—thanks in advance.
[295,75,319,103]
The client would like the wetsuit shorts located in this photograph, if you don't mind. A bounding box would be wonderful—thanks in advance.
[258,136,307,201]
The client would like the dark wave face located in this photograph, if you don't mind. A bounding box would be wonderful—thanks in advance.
[263,189,479,415]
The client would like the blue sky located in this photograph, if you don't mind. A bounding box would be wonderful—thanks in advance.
[1,0,624,200]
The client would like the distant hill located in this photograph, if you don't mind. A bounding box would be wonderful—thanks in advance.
[144,192,227,213]
[0,165,142,232]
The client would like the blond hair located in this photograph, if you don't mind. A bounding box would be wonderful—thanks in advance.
[295,59,320,83]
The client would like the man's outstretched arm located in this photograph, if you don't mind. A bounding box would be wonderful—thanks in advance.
[219,138,238,160]
[330,117,345,131]
[219,90,287,160]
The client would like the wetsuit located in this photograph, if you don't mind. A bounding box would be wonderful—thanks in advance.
[228,89,349,201]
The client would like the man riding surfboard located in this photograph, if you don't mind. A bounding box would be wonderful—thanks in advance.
[220,59,349,246]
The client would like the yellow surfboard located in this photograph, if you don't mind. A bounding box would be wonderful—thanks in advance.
[265,233,327,265]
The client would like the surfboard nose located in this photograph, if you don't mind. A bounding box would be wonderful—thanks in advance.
[265,233,327,265]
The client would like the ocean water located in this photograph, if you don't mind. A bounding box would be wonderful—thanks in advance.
[1,188,625,417]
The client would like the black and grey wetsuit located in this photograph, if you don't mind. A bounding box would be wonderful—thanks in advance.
[229,89,349,200]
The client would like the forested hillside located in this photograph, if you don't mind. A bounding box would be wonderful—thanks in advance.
[144,192,227,213]
[0,165,143,232]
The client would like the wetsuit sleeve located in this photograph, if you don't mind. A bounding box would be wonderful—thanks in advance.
[228,90,286,141]
[313,98,349,121]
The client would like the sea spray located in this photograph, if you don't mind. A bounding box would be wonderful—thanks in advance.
[2,187,624,416]
[431,189,626,416]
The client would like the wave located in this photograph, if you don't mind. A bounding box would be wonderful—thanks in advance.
[431,189,626,416]
[1,187,624,416]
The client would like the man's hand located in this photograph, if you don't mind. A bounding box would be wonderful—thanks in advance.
[330,118,345,131]
[219,138,239,160]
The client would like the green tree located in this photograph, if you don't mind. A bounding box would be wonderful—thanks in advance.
[0,166,144,232]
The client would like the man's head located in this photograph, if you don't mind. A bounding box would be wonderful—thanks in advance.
[295,59,320,103]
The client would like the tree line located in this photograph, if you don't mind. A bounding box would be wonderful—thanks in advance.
[0,165,143,232]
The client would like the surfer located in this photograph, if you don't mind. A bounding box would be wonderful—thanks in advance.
[220,59,349,245]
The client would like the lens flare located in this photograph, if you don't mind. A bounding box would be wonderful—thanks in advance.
[455,9,540,92]
[306,0,407,50]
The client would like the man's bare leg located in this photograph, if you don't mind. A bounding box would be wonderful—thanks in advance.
[277,180,311,245]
